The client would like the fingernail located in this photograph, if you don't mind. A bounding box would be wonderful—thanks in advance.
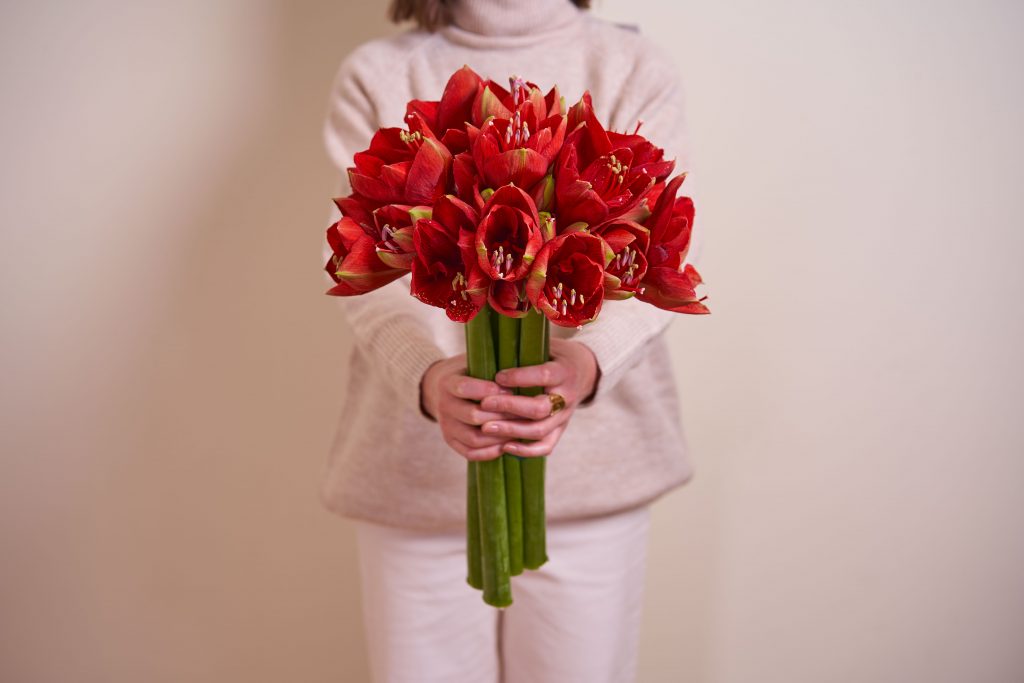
[505,443,519,454]
[483,423,499,434]
[499,387,513,395]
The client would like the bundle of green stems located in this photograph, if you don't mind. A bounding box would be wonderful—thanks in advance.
[464,303,549,607]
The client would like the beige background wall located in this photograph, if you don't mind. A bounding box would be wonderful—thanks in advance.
[2,1,1021,681]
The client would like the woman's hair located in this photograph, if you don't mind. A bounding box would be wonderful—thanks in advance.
[389,0,591,32]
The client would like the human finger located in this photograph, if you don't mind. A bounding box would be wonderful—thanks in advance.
[445,435,505,462]
[443,396,511,426]
[494,361,569,390]
[480,409,571,440]
[478,393,559,420]
[502,425,565,458]
[444,420,506,449]
[442,374,512,401]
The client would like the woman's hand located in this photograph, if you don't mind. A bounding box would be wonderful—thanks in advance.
[421,354,517,461]
[477,338,599,457]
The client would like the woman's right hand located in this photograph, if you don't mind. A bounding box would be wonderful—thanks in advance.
[420,354,517,461]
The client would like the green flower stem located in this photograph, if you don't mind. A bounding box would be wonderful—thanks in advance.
[518,308,549,570]
[465,304,513,607]
[466,460,482,590]
[497,313,524,577]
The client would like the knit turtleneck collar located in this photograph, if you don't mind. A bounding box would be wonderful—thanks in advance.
[445,0,584,43]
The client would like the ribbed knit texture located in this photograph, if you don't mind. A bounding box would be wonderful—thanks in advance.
[320,0,703,531]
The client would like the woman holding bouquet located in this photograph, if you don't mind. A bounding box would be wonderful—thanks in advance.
[319,0,705,681]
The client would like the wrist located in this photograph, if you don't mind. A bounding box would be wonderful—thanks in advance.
[576,342,600,406]
[420,360,442,422]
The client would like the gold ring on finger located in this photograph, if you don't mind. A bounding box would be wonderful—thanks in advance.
[548,393,566,416]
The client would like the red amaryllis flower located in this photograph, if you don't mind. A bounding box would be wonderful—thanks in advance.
[406,65,483,154]
[592,218,651,300]
[526,231,614,327]
[370,203,429,270]
[348,114,452,205]
[324,216,406,296]
[637,263,708,314]
[475,185,543,282]
[332,195,425,271]
[410,195,488,322]
[555,93,673,228]
[472,76,562,128]
[469,106,566,191]
[636,174,710,314]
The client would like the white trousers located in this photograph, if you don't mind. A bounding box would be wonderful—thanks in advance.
[352,504,651,683]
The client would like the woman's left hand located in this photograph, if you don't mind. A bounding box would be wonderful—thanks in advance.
[477,338,599,457]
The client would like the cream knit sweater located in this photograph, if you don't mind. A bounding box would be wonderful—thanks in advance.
[319,0,704,532]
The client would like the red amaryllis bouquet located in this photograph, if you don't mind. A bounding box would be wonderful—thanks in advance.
[325,66,709,607]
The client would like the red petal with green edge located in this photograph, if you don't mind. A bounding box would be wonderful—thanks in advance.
[603,271,624,295]
[488,279,530,318]
[532,175,555,213]
[408,205,432,222]
[593,220,649,251]
[533,115,567,161]
[348,172,393,204]
[615,196,653,224]
[524,85,546,121]
[473,85,512,126]
[438,65,483,132]
[598,233,616,267]
[371,203,414,234]
[405,138,451,204]
[377,248,414,270]
[325,281,363,296]
[567,92,593,131]
[483,148,548,191]
[324,253,342,283]
[329,216,368,250]
[336,236,402,280]
[333,195,378,227]
[481,184,541,224]
[376,227,415,266]
[636,266,710,314]
[544,85,562,117]
[538,213,556,241]
[336,235,407,292]
[524,244,551,306]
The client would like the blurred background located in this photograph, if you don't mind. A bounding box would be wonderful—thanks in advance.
[1,0,1021,681]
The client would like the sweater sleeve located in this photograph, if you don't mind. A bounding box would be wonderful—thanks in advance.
[321,52,446,418]
[572,43,705,406]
